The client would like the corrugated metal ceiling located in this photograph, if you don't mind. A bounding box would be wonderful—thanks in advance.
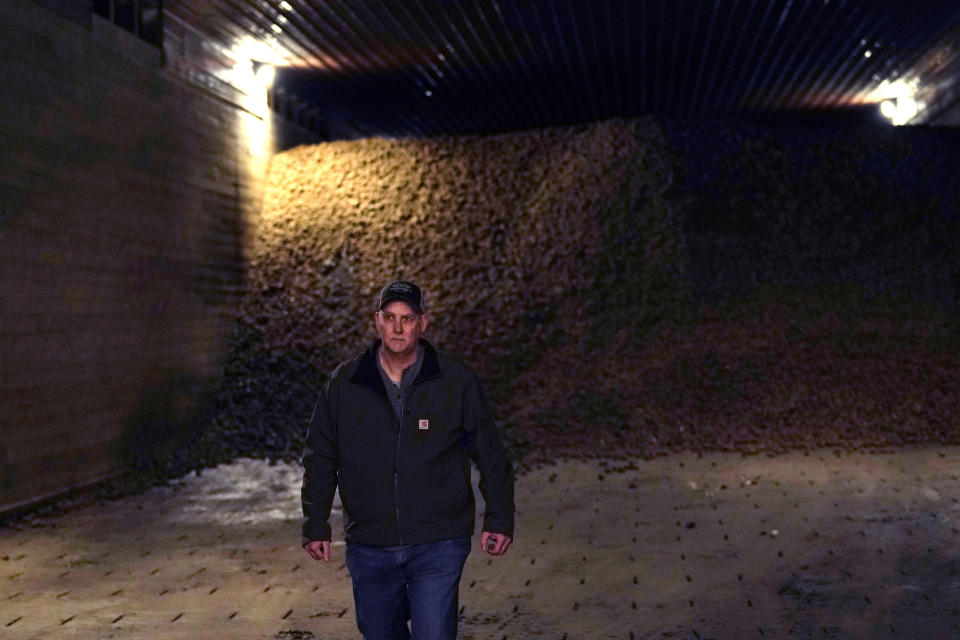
[174,0,960,139]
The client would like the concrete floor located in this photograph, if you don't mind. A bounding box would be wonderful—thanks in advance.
[3,447,960,640]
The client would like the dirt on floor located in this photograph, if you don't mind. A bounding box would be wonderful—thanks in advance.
[4,446,960,639]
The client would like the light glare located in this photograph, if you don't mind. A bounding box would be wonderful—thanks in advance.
[879,99,897,119]
[255,63,276,89]
[871,76,922,126]
[898,96,918,120]
[879,96,919,126]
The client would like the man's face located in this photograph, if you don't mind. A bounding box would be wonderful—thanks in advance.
[374,300,428,356]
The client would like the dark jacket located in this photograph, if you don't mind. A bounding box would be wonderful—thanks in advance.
[301,339,516,546]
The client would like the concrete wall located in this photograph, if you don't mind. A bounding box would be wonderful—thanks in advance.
[0,0,318,513]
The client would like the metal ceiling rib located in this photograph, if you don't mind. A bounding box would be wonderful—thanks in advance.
[510,1,559,124]
[569,0,599,121]
[782,1,868,110]
[614,2,627,114]
[281,0,414,135]
[744,0,807,112]
[446,0,522,127]
[543,1,580,122]
[653,1,666,117]
[838,5,949,108]
[759,0,835,112]
[818,7,899,110]
[725,0,777,115]
[465,2,525,124]
[524,1,565,124]
[587,0,607,117]
[698,0,734,114]
[377,2,473,133]
[688,0,719,115]
[180,0,960,138]
[282,0,369,72]
[409,0,503,132]
[687,0,712,113]
[490,0,552,127]
[664,0,686,115]
[327,0,435,133]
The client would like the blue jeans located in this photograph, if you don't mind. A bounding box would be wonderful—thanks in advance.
[345,536,472,640]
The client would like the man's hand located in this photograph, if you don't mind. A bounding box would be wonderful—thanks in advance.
[304,540,331,562]
[480,531,512,556]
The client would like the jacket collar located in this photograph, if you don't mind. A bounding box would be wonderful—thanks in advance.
[350,339,441,395]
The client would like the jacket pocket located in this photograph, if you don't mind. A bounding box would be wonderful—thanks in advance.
[438,461,471,514]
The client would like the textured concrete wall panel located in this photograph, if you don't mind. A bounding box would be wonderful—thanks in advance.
[0,0,313,512]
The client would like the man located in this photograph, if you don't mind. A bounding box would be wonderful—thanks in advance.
[301,279,516,640]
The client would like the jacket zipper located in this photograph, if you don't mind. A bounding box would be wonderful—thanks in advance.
[394,391,405,545]
[393,377,427,546]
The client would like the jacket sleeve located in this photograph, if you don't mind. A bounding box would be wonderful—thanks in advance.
[301,378,338,544]
[465,371,516,539]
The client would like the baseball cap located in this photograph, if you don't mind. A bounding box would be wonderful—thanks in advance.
[377,280,425,314]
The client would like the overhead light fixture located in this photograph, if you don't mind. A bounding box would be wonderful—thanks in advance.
[879,96,919,126]
[254,62,276,89]
[872,77,921,126]
[879,99,897,119]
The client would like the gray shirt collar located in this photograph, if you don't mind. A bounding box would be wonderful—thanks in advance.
[375,342,424,395]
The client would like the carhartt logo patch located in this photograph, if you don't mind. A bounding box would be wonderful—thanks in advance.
[418,419,429,430]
